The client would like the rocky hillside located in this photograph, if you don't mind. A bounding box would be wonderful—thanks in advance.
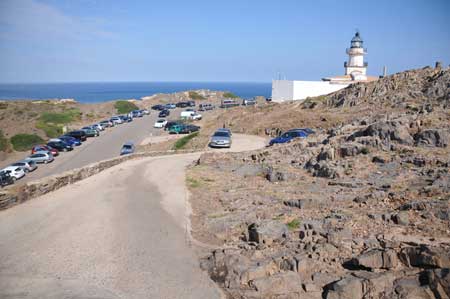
[188,66,450,298]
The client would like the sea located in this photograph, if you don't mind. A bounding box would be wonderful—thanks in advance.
[0,82,272,103]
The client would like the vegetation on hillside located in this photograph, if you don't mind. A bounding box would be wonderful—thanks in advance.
[0,130,9,152]
[114,100,139,114]
[10,133,44,151]
[172,132,199,150]
[36,108,81,138]
[223,92,238,99]
[188,91,205,100]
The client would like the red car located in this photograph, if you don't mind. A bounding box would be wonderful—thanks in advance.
[31,145,59,156]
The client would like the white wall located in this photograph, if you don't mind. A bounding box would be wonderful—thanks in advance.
[271,80,293,102]
[272,80,348,102]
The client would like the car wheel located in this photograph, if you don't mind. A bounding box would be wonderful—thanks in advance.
[44,160,48,164]
[12,177,16,182]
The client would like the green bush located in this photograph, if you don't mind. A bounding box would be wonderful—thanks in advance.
[223,92,238,98]
[172,131,199,150]
[287,219,300,230]
[10,133,44,151]
[0,102,8,109]
[39,108,81,124]
[114,100,139,114]
[0,130,9,151]
[188,91,205,100]
[36,121,63,138]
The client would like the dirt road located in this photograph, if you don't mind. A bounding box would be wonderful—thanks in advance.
[0,134,267,298]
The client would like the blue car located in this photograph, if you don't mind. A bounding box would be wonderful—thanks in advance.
[269,130,309,146]
[59,135,82,146]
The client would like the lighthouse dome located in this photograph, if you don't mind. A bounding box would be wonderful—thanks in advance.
[350,32,363,48]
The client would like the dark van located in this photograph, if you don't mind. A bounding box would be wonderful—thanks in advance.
[66,130,87,141]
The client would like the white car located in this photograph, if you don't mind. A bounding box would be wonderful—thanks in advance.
[180,111,202,120]
[154,119,167,128]
[92,123,105,131]
[1,166,25,180]
[110,116,123,125]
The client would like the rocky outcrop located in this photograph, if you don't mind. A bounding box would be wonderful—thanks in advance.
[414,129,449,147]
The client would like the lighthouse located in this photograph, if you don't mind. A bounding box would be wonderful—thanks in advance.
[344,31,368,80]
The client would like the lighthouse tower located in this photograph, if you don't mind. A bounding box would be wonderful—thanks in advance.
[344,31,368,80]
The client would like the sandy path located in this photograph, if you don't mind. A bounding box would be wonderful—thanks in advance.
[0,134,267,298]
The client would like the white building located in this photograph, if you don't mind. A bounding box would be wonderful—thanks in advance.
[271,31,377,102]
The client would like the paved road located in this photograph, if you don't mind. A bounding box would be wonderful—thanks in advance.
[17,111,176,183]
[0,154,224,299]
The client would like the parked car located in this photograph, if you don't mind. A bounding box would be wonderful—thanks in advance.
[110,116,123,125]
[10,160,37,173]
[131,110,143,118]
[120,142,135,155]
[242,98,257,106]
[99,120,113,128]
[91,123,105,131]
[187,100,196,107]
[287,128,315,135]
[82,126,101,134]
[216,128,232,136]
[169,124,200,134]
[66,130,87,141]
[269,130,308,146]
[27,152,54,164]
[180,111,202,120]
[176,102,189,108]
[142,109,150,115]
[151,104,166,111]
[158,109,170,117]
[164,121,182,131]
[165,103,176,109]
[59,135,81,146]
[47,141,73,152]
[1,166,26,180]
[0,171,14,187]
[32,145,59,156]
[81,128,99,137]
[154,119,168,128]
[199,103,214,111]
[220,99,239,108]
[209,130,232,148]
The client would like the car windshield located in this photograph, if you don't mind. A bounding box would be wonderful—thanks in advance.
[157,120,164,123]
[122,145,132,150]
[12,163,23,166]
[213,132,230,137]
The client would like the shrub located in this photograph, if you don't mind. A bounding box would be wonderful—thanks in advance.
[223,92,238,98]
[188,91,205,100]
[187,177,200,188]
[361,147,370,155]
[172,131,199,150]
[10,133,44,151]
[39,108,81,124]
[0,102,8,109]
[287,219,300,230]
[114,100,138,114]
[36,121,63,138]
[0,130,9,151]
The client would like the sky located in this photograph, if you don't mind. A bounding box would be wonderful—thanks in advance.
[0,0,449,83]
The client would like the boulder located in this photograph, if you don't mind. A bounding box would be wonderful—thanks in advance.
[414,129,449,147]
[392,211,410,225]
[250,272,304,297]
[351,249,399,270]
[325,276,364,299]
[399,245,450,268]
[350,120,414,145]
[339,143,363,157]
[248,220,289,245]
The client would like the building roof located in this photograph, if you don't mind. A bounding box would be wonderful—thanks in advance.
[322,74,378,83]
[351,31,363,43]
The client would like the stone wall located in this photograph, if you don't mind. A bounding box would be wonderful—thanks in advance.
[0,150,195,210]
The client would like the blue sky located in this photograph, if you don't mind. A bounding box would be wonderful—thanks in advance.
[0,0,449,83]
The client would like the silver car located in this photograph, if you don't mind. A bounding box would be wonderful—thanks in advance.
[27,152,54,164]
[209,130,232,148]
[10,160,38,173]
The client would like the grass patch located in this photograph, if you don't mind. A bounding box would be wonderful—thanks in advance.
[287,219,300,230]
[0,102,8,109]
[0,130,9,151]
[187,177,200,188]
[39,108,81,124]
[223,92,238,98]
[172,131,199,150]
[114,100,139,114]
[361,147,370,155]
[188,91,205,100]
[10,133,44,151]
[37,108,80,138]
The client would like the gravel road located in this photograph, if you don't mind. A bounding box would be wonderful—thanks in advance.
[0,133,267,298]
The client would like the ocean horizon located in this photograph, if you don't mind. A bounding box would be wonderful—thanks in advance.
[0,82,272,104]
